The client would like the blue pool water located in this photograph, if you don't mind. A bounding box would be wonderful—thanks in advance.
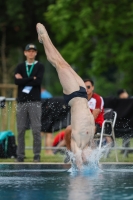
[0,164,133,200]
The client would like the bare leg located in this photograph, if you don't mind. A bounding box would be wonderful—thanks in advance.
[45,133,53,155]
[36,23,85,94]
[82,146,92,164]
[71,138,83,169]
[41,132,53,155]
[36,23,95,170]
[64,125,72,150]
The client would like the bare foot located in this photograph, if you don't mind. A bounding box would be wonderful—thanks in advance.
[36,23,48,43]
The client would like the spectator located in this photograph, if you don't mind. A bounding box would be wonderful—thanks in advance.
[15,43,44,162]
[41,130,54,155]
[52,130,66,154]
[84,79,113,145]
[117,89,132,157]
[84,79,104,136]
[41,98,70,156]
[41,87,53,155]
[117,89,129,99]
[41,87,52,99]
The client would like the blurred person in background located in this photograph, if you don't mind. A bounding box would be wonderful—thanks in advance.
[117,89,130,99]
[117,89,133,157]
[41,87,53,155]
[84,79,105,140]
[84,79,114,147]
[41,87,53,99]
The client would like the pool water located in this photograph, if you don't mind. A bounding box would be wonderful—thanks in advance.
[0,164,133,200]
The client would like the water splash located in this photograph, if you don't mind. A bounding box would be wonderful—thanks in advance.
[67,144,110,174]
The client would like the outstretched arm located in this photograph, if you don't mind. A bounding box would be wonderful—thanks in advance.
[36,23,69,69]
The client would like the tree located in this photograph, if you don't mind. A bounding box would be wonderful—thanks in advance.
[0,0,55,84]
[1,0,133,96]
[45,0,133,96]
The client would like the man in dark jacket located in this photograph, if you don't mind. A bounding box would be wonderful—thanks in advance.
[15,44,44,162]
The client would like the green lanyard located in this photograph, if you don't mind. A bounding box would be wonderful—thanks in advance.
[25,61,35,77]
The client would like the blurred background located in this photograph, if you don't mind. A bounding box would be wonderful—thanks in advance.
[0,0,133,97]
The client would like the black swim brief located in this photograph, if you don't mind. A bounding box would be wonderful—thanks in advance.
[63,86,87,105]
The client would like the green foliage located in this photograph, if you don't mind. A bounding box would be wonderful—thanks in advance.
[0,0,133,96]
[45,0,133,95]
[0,0,56,85]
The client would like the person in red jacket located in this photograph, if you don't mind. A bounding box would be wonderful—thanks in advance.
[85,79,104,134]
[84,79,112,144]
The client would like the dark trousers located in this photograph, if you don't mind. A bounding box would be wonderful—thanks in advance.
[16,102,42,158]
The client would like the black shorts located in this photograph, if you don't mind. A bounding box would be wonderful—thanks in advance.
[41,98,70,133]
[63,86,87,105]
